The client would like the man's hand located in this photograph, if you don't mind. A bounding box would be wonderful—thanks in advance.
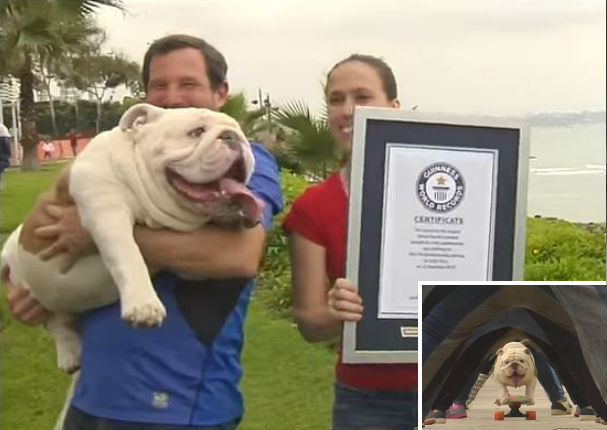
[34,204,97,273]
[1,265,52,325]
[327,278,364,322]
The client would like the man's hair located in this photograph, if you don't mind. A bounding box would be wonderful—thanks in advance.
[326,54,398,100]
[142,34,227,91]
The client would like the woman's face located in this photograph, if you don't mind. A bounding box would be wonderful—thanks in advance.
[326,61,399,150]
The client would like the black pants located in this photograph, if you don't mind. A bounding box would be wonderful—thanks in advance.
[62,406,239,430]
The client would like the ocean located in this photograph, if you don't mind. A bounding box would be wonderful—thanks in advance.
[527,122,606,223]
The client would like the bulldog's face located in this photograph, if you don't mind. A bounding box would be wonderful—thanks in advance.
[119,103,262,224]
[495,341,535,388]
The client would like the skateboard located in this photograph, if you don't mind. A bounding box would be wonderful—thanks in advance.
[494,395,537,420]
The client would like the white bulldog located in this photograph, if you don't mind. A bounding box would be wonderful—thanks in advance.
[493,341,537,406]
[1,103,263,372]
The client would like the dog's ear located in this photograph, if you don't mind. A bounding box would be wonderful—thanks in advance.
[120,103,164,131]
[497,348,504,356]
[520,338,531,346]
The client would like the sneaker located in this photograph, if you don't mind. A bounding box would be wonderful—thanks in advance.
[446,403,467,419]
[433,410,446,424]
[551,400,572,415]
[424,409,446,424]
[574,406,580,417]
[579,406,596,421]
[423,410,437,426]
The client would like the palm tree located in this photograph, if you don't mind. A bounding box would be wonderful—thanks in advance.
[220,92,269,138]
[0,0,123,170]
[273,100,343,179]
[36,17,101,137]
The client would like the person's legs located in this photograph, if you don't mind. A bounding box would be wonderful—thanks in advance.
[532,350,572,415]
[422,287,498,418]
[444,353,495,419]
[0,164,7,190]
[332,381,416,430]
[423,288,498,364]
[534,351,565,402]
[443,370,478,419]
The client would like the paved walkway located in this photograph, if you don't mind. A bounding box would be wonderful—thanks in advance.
[426,378,606,429]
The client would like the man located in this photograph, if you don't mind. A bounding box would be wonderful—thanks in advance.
[68,130,78,157]
[2,34,283,429]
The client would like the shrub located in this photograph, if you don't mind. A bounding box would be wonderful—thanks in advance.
[525,218,606,280]
[256,169,311,319]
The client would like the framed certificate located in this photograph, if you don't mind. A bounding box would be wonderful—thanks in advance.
[342,107,529,363]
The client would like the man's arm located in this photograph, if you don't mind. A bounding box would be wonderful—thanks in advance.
[4,215,266,326]
[35,143,281,278]
[36,204,266,278]
[134,224,266,278]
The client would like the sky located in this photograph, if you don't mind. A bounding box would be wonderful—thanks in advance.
[95,0,606,117]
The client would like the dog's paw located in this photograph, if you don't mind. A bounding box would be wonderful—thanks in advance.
[121,295,167,328]
[496,394,509,406]
[526,396,535,406]
[56,341,81,374]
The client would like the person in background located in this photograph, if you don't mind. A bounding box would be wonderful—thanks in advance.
[0,123,12,191]
[42,139,55,160]
[68,130,78,157]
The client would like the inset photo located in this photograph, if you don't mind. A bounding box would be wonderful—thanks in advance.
[421,282,607,429]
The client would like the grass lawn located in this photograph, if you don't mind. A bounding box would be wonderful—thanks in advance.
[1,163,604,429]
[0,164,334,430]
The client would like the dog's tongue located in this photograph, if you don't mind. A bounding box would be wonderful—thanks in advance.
[169,173,219,200]
[509,374,524,388]
[219,177,264,222]
[168,171,264,224]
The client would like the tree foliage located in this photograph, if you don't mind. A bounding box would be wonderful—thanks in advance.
[0,0,123,169]
[273,100,343,179]
[220,92,267,137]
[57,44,140,133]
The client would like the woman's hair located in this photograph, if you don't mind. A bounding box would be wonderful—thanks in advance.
[325,54,397,100]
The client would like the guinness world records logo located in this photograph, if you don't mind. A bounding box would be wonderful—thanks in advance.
[416,162,465,212]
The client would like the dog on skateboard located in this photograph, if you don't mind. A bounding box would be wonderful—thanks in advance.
[493,341,537,406]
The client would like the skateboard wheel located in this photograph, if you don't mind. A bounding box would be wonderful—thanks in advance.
[526,411,536,420]
[495,411,504,420]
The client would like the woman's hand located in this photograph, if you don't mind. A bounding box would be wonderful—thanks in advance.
[327,278,364,322]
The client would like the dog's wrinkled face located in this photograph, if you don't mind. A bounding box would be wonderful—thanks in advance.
[119,103,263,225]
[495,342,534,388]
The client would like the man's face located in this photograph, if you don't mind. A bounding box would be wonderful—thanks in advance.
[145,47,228,110]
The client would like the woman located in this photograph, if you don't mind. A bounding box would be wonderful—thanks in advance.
[283,54,417,430]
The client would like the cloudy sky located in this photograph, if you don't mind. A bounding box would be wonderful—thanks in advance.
[96,0,606,117]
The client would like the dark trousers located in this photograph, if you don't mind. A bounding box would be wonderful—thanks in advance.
[62,405,239,430]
